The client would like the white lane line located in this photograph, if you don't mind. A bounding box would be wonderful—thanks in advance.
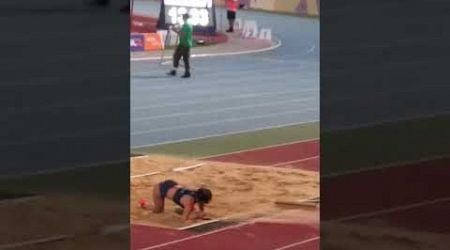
[323,154,450,178]
[131,39,282,62]
[6,96,126,114]
[323,84,449,104]
[131,85,317,108]
[138,221,255,250]
[322,112,450,134]
[330,197,450,223]
[172,163,204,172]
[131,108,318,135]
[131,73,316,95]
[273,237,320,250]
[0,235,72,249]
[1,159,128,180]
[200,138,319,160]
[131,120,319,149]
[133,98,317,122]
[100,224,129,235]
[132,89,318,111]
[131,63,313,87]
[272,156,320,167]
[0,195,43,205]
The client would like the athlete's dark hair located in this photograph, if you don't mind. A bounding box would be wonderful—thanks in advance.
[196,188,212,204]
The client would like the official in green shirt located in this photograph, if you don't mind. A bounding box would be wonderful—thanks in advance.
[168,14,193,78]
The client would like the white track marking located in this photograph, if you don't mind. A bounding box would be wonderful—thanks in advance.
[200,138,319,160]
[1,159,128,180]
[138,221,255,250]
[132,108,318,135]
[0,235,71,249]
[131,39,282,62]
[132,89,317,111]
[330,197,450,223]
[273,237,320,250]
[322,112,450,133]
[131,120,319,149]
[272,156,320,167]
[323,84,449,104]
[172,163,204,172]
[130,171,161,179]
[100,224,129,235]
[323,154,450,178]
[131,164,205,179]
[133,98,316,122]
[0,195,43,205]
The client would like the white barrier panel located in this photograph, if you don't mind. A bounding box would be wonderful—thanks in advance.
[241,20,258,38]
[157,29,179,47]
[234,18,243,30]
[259,28,272,41]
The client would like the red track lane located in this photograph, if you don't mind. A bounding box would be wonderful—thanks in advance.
[131,225,193,250]
[149,222,318,250]
[322,158,450,222]
[204,140,319,171]
[348,200,450,233]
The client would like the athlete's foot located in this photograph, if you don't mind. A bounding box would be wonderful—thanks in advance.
[167,70,176,76]
[226,28,234,33]
[181,73,191,78]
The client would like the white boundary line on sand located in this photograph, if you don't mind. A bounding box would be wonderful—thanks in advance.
[130,163,205,179]
[273,236,320,250]
[130,171,161,179]
[0,235,72,249]
[131,39,282,62]
[272,155,320,167]
[172,163,204,172]
[330,197,450,223]
[200,138,319,160]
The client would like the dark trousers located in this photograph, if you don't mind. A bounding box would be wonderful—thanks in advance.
[173,46,190,74]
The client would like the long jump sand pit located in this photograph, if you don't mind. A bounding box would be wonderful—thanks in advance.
[130,155,319,229]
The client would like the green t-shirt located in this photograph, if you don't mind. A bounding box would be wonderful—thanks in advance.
[179,23,193,48]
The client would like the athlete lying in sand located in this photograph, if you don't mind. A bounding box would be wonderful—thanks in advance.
[140,179,212,221]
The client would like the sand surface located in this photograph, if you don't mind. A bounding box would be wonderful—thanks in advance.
[130,155,319,229]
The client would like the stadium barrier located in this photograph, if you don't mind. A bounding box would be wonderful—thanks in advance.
[130,32,164,52]
[214,0,319,17]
